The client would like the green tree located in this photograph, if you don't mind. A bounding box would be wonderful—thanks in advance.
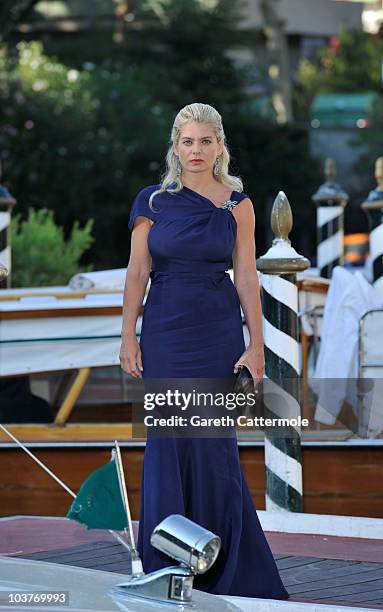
[11,208,94,287]
[226,114,319,254]
[0,41,170,267]
[354,95,383,194]
[39,0,259,113]
[294,29,383,119]
[0,1,39,42]
[0,1,321,267]
[125,0,256,112]
[0,0,263,268]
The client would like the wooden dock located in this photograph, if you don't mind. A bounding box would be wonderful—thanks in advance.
[1,516,383,609]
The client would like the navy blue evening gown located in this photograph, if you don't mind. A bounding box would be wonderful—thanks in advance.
[128,184,289,599]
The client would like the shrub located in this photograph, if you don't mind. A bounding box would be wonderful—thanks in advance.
[11,208,94,287]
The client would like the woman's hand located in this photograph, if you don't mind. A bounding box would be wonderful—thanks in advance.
[234,345,265,383]
[119,334,143,378]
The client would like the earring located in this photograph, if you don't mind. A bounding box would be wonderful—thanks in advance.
[175,156,182,177]
[213,157,221,176]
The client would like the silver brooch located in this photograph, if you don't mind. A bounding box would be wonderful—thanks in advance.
[221,199,238,211]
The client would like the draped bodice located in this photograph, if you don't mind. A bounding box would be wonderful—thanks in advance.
[128,184,249,275]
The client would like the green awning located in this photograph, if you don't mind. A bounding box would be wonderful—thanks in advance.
[311,92,378,127]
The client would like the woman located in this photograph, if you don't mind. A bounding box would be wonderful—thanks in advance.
[119,103,289,599]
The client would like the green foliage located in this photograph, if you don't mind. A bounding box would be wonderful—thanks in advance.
[0,0,321,266]
[293,27,383,196]
[226,114,319,252]
[0,40,170,267]
[0,0,39,42]
[355,95,383,190]
[11,208,94,287]
[125,0,254,112]
[294,29,383,119]
[42,0,258,112]
[366,95,383,159]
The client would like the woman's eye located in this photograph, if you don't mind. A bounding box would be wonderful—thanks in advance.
[182,140,211,145]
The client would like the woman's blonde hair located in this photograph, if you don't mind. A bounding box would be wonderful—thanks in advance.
[148,102,243,210]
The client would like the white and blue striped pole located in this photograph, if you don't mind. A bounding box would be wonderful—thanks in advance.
[0,264,7,282]
[312,158,348,279]
[257,191,310,512]
[0,166,16,289]
[362,157,383,300]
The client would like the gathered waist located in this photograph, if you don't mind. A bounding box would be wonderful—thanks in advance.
[151,259,229,275]
[150,271,230,287]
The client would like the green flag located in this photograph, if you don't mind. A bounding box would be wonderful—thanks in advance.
[67,459,127,530]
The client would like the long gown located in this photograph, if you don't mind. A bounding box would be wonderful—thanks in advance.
[128,183,289,599]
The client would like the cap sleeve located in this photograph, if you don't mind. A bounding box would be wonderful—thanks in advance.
[128,186,159,232]
[234,191,250,204]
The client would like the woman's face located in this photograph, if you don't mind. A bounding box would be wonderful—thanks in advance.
[173,121,223,176]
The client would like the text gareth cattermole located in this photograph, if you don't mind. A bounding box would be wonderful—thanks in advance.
[143,390,257,411]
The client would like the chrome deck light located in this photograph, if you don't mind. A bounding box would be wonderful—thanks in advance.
[113,514,221,606]
[151,514,221,574]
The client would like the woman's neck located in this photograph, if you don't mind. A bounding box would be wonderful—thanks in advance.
[181,173,220,193]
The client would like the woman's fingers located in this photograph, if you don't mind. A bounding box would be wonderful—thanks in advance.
[137,352,143,374]
[129,351,142,378]
[234,359,264,381]
[119,343,143,378]
[120,355,134,376]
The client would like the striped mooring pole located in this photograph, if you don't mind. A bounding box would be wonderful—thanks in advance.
[312,158,348,279]
[0,164,16,289]
[362,157,383,300]
[0,265,7,282]
[257,191,310,512]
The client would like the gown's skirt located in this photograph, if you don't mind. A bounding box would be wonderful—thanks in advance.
[137,271,289,599]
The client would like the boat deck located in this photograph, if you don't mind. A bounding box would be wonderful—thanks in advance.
[1,516,383,609]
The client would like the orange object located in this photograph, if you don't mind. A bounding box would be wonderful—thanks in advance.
[343,233,369,264]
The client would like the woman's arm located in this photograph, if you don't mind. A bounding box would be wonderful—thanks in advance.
[120,217,152,378]
[232,199,265,380]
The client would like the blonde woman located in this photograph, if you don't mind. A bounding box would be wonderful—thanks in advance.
[120,103,289,599]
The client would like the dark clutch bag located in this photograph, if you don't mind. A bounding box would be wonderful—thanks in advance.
[233,365,263,419]
[233,365,255,396]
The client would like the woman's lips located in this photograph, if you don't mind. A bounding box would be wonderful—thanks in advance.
[190,160,203,163]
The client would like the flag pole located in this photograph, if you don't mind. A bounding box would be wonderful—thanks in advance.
[0,423,135,557]
[113,440,143,575]
[0,424,76,497]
